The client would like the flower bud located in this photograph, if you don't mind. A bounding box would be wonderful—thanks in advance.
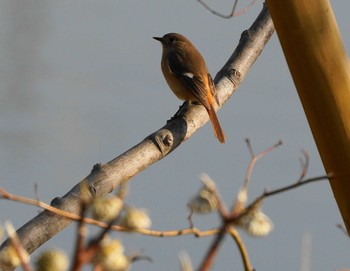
[0,245,23,268]
[119,207,151,230]
[91,196,123,222]
[35,249,68,271]
[94,239,129,271]
[188,174,218,214]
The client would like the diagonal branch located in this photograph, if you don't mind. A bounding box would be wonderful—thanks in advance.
[0,4,274,267]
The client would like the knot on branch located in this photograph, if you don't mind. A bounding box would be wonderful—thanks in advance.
[51,197,63,207]
[240,29,252,42]
[91,163,106,174]
[226,68,242,87]
[152,129,174,155]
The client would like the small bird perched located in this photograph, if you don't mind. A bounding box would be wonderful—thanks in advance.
[153,33,226,144]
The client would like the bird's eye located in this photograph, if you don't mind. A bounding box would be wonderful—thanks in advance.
[168,37,175,43]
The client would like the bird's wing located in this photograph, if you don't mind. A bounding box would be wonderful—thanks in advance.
[167,51,209,107]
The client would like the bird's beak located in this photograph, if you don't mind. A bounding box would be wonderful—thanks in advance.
[153,37,163,43]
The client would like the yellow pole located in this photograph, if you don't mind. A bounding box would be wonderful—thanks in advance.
[266,0,350,232]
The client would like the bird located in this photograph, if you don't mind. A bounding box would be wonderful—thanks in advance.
[153,33,226,144]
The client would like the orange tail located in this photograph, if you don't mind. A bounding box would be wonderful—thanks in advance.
[207,104,226,144]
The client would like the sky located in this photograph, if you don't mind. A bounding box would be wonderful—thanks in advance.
[0,1,349,270]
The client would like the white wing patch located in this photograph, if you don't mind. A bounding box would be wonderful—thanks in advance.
[183,72,194,78]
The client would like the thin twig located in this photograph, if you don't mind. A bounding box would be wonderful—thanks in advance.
[225,174,330,225]
[0,187,82,220]
[232,139,282,215]
[228,227,253,271]
[71,185,90,271]
[34,183,39,203]
[1,187,222,238]
[298,149,310,181]
[242,139,283,191]
[197,0,257,19]
[263,174,330,198]
[4,222,31,271]
[197,224,228,271]
[187,208,195,229]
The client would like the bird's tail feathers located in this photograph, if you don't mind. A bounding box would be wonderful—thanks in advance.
[207,104,226,144]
